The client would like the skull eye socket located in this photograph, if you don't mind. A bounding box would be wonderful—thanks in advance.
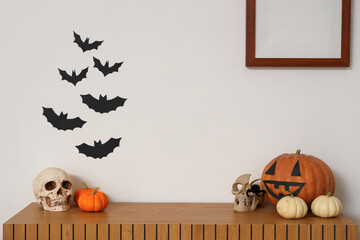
[62,181,72,190]
[45,181,57,191]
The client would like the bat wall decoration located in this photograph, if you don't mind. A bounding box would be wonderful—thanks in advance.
[93,57,123,76]
[42,107,86,131]
[73,31,103,52]
[76,138,121,159]
[81,94,127,114]
[58,67,88,86]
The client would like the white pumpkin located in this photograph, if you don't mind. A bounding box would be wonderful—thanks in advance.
[276,190,308,219]
[311,192,342,218]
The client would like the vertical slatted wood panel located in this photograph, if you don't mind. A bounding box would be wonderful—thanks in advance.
[50,224,61,240]
[158,224,168,240]
[240,224,251,240]
[134,224,145,240]
[192,225,203,240]
[180,224,192,240]
[3,224,13,240]
[276,224,286,240]
[287,225,298,240]
[299,224,310,240]
[204,224,215,240]
[335,225,347,240]
[169,224,180,240]
[252,224,263,240]
[323,225,334,240]
[14,224,25,240]
[98,224,109,240]
[145,224,157,240]
[227,224,239,240]
[62,224,73,240]
[311,224,322,240]
[26,224,37,240]
[216,224,227,240]
[74,224,85,240]
[110,224,121,240]
[263,224,274,240]
[86,224,97,240]
[348,225,358,240]
[38,224,49,240]
[122,224,133,240]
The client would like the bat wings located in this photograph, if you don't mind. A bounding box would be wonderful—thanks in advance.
[43,107,86,131]
[76,138,121,159]
[93,57,123,76]
[81,94,127,113]
[73,31,103,52]
[58,67,88,86]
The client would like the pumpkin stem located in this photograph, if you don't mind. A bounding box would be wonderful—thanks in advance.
[296,149,301,155]
[283,189,294,197]
[82,181,89,190]
[327,192,332,197]
[249,178,261,186]
[92,187,100,195]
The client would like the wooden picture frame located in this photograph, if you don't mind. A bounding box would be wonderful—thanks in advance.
[246,0,351,67]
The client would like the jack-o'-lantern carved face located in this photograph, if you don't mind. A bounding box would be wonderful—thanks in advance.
[261,150,335,206]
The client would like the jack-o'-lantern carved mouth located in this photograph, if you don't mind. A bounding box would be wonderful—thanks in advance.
[263,180,305,200]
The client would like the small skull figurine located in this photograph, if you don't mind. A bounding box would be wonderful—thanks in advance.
[231,174,264,212]
[33,167,73,211]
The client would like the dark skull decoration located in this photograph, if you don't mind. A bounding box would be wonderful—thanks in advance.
[33,167,73,211]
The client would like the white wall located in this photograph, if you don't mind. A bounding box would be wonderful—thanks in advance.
[1,0,359,235]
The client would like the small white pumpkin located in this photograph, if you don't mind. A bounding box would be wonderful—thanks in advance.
[276,190,308,219]
[311,192,342,218]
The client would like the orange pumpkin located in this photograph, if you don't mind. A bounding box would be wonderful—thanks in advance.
[77,187,109,212]
[74,181,95,204]
[261,150,335,207]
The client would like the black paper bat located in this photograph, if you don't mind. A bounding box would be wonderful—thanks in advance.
[58,67,88,86]
[93,57,123,76]
[76,138,121,159]
[73,31,103,52]
[81,94,127,114]
[42,107,86,131]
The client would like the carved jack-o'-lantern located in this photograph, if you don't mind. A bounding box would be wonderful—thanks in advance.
[261,150,335,207]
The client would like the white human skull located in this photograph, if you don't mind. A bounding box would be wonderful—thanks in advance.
[232,174,259,212]
[33,167,73,211]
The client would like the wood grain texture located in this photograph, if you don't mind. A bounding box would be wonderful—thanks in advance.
[227,224,238,240]
[110,224,121,240]
[204,224,215,240]
[240,224,251,240]
[275,224,286,240]
[14,224,25,240]
[335,225,347,240]
[122,224,133,240]
[287,225,298,240]
[192,224,203,240]
[3,224,13,240]
[348,224,358,240]
[216,224,227,240]
[180,224,191,240]
[98,224,109,240]
[86,224,97,240]
[169,224,180,240]
[311,224,322,240]
[38,224,49,240]
[134,224,145,240]
[62,224,73,240]
[145,224,157,240]
[26,224,37,240]
[299,224,310,240]
[252,224,263,240]
[323,225,334,240]
[74,224,85,240]
[158,224,168,240]
[245,0,351,67]
[263,224,274,240]
[50,224,61,240]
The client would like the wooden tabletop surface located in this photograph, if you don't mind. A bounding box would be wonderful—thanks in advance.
[4,202,357,225]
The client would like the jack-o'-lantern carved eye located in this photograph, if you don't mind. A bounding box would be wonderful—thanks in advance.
[265,161,277,175]
[291,161,301,176]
